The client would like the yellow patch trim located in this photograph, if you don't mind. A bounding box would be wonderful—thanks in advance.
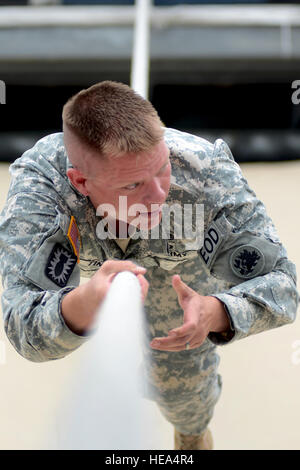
[67,216,81,263]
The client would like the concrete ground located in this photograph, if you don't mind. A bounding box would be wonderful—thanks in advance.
[0,159,299,450]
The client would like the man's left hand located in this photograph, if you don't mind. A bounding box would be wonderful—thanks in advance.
[150,274,230,351]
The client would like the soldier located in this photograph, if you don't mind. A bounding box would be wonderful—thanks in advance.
[0,81,298,450]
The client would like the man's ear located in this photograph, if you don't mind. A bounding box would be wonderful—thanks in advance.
[67,168,89,196]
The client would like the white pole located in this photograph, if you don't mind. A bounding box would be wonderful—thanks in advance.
[131,0,152,99]
[51,271,156,450]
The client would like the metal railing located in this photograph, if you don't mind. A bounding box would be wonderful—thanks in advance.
[1,5,300,28]
[29,0,60,5]
[0,4,299,69]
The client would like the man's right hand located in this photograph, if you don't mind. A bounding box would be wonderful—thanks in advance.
[61,260,148,335]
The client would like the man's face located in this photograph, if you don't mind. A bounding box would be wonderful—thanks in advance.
[65,132,171,230]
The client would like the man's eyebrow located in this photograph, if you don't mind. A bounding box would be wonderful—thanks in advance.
[157,158,170,173]
[121,155,170,188]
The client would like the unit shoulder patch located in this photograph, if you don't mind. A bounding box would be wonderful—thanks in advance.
[230,245,265,279]
[45,243,77,287]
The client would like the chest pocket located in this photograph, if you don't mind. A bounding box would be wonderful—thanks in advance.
[23,209,80,291]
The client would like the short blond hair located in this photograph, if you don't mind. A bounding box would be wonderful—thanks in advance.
[62,81,164,156]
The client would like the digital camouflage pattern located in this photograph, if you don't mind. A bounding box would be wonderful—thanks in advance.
[0,128,298,435]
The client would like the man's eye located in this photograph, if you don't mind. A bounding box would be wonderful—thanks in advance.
[159,162,170,175]
[123,183,139,190]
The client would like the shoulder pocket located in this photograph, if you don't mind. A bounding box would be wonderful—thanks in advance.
[199,215,280,284]
[23,209,80,291]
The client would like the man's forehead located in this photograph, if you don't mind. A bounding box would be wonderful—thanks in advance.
[64,125,169,179]
[88,139,169,179]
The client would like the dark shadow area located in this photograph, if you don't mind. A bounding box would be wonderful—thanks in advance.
[0,82,299,163]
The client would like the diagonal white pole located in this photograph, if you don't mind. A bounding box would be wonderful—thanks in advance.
[51,271,156,450]
[131,0,152,99]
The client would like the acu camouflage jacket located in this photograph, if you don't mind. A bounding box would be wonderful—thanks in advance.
[0,128,298,362]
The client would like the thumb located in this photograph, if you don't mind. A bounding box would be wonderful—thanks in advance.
[172,275,194,304]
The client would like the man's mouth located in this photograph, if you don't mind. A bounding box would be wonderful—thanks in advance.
[139,207,162,218]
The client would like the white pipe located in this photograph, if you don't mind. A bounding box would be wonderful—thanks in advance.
[131,0,151,99]
[50,271,156,450]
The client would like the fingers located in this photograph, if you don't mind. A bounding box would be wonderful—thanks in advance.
[172,274,194,299]
[150,333,203,351]
[150,327,205,352]
[94,260,147,302]
[100,260,147,280]
[101,259,147,275]
[136,273,149,302]
[150,332,190,351]
[168,320,196,339]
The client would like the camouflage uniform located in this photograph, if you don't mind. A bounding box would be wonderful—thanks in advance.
[0,128,298,435]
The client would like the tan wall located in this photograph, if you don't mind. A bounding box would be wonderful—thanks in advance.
[0,160,299,450]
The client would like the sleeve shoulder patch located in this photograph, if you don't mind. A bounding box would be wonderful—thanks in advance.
[45,243,77,288]
[24,218,80,291]
[199,216,280,284]
[230,245,265,279]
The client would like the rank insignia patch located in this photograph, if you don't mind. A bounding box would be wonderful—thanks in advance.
[45,243,77,287]
[230,245,265,279]
[67,216,81,262]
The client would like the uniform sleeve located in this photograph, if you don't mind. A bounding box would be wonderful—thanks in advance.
[201,139,299,345]
[0,188,89,362]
